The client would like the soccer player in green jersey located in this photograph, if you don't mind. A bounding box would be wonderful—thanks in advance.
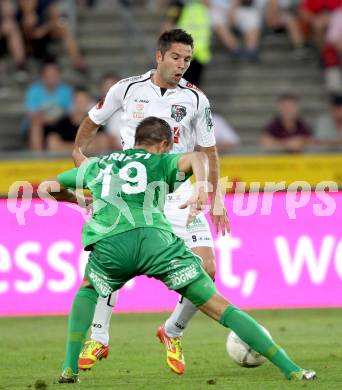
[42,116,316,384]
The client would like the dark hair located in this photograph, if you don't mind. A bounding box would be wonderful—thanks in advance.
[278,93,298,102]
[330,94,342,106]
[135,117,173,147]
[157,29,194,56]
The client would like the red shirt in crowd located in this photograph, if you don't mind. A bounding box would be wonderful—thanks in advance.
[301,0,341,13]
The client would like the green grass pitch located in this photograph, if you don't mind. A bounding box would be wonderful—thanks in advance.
[1,308,341,390]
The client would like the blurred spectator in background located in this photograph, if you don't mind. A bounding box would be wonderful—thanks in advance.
[45,87,110,153]
[265,0,307,58]
[208,0,241,57]
[99,73,120,100]
[211,112,240,151]
[17,0,86,72]
[0,0,27,80]
[209,0,263,62]
[178,0,212,85]
[160,0,184,32]
[77,0,98,7]
[313,94,342,145]
[161,0,212,86]
[325,7,342,92]
[98,72,123,149]
[300,0,341,91]
[299,0,340,48]
[259,93,312,152]
[327,7,342,49]
[24,61,73,151]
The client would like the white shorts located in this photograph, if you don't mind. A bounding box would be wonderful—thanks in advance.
[209,3,262,31]
[164,188,214,249]
[234,7,262,32]
[209,4,230,27]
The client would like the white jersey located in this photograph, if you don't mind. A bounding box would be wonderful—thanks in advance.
[88,70,216,248]
[88,70,216,154]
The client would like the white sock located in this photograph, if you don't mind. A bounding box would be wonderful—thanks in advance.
[164,296,198,337]
[90,291,118,345]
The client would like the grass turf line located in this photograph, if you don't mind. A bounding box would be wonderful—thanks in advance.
[0,308,341,389]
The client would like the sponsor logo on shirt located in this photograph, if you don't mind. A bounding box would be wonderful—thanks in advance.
[133,102,145,120]
[96,96,105,109]
[173,127,180,144]
[134,99,149,103]
[171,104,187,123]
[120,75,143,84]
[205,107,213,132]
[186,81,205,95]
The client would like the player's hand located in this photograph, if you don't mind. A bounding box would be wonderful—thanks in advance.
[72,148,87,167]
[179,191,208,225]
[210,194,230,236]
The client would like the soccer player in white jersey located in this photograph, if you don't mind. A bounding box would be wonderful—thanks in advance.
[72,29,230,375]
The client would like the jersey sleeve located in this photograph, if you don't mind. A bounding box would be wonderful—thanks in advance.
[193,94,216,148]
[162,154,192,192]
[57,168,80,189]
[88,81,126,126]
[57,160,98,189]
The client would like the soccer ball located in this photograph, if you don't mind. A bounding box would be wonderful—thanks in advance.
[226,326,271,368]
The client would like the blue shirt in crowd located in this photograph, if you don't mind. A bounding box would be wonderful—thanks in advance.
[25,81,73,116]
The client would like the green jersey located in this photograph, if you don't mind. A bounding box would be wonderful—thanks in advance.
[57,149,190,250]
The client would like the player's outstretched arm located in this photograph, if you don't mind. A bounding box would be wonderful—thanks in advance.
[39,179,80,203]
[177,151,208,183]
[199,145,230,236]
[72,116,99,167]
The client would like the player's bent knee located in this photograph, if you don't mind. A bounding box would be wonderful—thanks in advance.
[176,273,217,307]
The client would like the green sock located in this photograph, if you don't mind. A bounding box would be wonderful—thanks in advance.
[219,305,302,379]
[62,286,99,374]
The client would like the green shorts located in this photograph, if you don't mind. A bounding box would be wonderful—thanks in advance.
[85,227,216,306]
